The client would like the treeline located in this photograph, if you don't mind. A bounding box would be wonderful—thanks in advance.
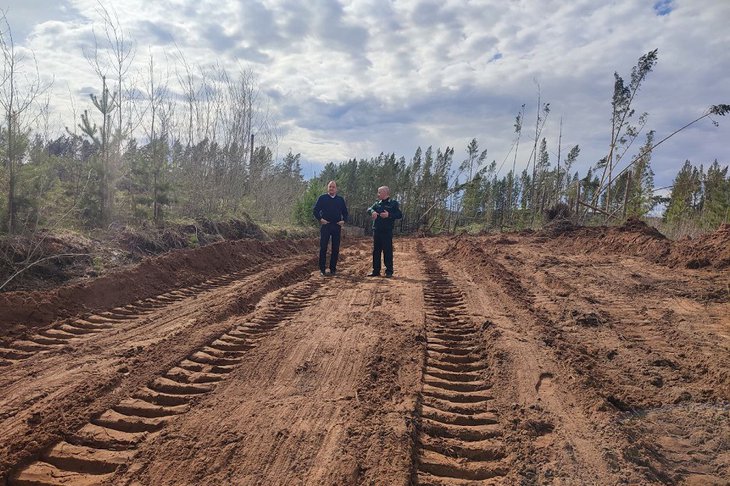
[0,10,306,235]
[664,160,730,232]
[7,127,306,227]
[2,18,728,239]
[294,141,729,234]
[1,77,306,232]
[293,50,729,234]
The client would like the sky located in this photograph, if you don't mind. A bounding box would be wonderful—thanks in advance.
[2,0,729,189]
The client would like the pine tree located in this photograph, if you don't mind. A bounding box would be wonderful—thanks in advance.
[701,160,730,228]
[665,160,702,224]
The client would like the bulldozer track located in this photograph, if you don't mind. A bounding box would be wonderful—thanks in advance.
[0,262,274,367]
[1,229,728,484]
[414,247,507,485]
[8,278,321,485]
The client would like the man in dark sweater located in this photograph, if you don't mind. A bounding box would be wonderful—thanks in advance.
[313,181,349,276]
[367,186,402,278]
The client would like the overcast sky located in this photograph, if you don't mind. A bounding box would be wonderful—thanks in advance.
[2,0,729,187]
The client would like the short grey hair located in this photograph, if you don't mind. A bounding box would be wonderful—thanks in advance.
[378,186,390,195]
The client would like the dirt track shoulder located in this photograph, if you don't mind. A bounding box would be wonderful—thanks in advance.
[1,228,728,485]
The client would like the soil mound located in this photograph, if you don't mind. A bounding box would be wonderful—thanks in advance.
[195,216,266,241]
[117,216,266,257]
[0,238,316,339]
[0,217,270,292]
[617,217,667,240]
[542,218,672,263]
[669,223,730,269]
[538,218,577,237]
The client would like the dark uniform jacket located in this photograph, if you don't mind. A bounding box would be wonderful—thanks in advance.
[367,198,402,233]
[313,194,348,224]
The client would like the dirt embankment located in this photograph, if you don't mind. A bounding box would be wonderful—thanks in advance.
[534,217,730,270]
[0,216,315,293]
[669,223,730,269]
[0,238,317,340]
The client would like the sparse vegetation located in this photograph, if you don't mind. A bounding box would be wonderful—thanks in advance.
[0,7,727,284]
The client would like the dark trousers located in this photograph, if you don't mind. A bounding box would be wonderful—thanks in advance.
[372,230,394,275]
[319,223,341,272]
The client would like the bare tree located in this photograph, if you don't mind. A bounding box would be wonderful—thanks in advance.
[85,2,136,144]
[174,45,199,149]
[524,84,550,224]
[0,12,51,234]
[507,104,525,225]
[136,52,171,223]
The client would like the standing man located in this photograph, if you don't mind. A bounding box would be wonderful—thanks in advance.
[367,186,402,278]
[313,181,348,276]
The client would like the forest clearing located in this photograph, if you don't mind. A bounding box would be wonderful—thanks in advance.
[0,219,727,485]
[1,3,729,484]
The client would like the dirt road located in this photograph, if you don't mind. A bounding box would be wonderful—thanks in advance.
[1,223,728,485]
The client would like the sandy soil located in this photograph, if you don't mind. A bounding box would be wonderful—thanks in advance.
[0,222,728,485]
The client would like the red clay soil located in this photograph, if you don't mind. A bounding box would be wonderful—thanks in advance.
[0,223,727,485]
[0,239,316,341]
[669,223,730,269]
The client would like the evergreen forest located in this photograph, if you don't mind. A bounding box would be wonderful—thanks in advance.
[1,11,728,242]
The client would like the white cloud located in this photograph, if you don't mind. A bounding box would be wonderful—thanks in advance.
[0,0,728,187]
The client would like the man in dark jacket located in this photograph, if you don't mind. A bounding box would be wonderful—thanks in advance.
[313,181,349,276]
[367,186,402,278]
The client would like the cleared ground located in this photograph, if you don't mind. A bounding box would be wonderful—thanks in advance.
[0,222,728,485]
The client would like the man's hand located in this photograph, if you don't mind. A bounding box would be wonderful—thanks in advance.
[337,220,345,226]
[371,212,378,220]
[381,210,389,218]
[320,218,329,224]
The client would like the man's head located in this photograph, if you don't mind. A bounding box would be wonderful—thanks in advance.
[327,181,337,196]
[377,186,390,201]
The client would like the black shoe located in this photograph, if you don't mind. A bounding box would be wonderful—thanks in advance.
[366,272,380,277]
[385,272,393,278]
[320,270,326,276]
[329,270,336,276]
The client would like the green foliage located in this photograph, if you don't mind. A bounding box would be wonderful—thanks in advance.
[665,160,702,225]
[92,255,104,272]
[187,232,199,248]
[621,131,656,218]
[663,159,729,232]
[702,160,730,227]
[293,180,322,227]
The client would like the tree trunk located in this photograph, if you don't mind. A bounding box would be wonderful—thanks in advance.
[622,172,632,219]
[6,110,15,233]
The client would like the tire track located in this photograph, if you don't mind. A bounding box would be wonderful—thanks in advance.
[8,278,322,485]
[0,262,272,368]
[415,247,508,485]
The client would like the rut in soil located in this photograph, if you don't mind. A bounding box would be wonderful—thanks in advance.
[0,264,272,367]
[9,278,321,486]
[414,246,508,485]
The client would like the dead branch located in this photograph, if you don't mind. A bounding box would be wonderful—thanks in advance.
[0,253,90,291]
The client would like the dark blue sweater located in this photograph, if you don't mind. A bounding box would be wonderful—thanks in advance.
[313,194,349,224]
